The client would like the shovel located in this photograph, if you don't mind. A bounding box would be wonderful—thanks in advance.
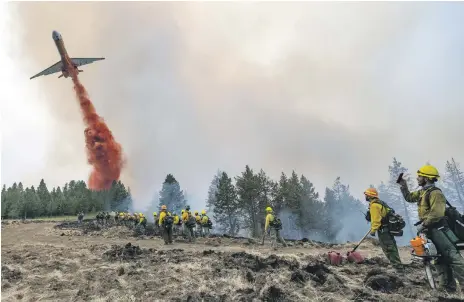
[346,229,371,263]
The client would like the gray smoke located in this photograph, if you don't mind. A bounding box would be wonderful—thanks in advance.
[2,2,464,213]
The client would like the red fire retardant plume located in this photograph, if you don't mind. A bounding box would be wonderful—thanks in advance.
[64,56,124,190]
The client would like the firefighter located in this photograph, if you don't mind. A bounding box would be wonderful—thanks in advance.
[133,213,139,227]
[184,205,195,242]
[201,210,211,237]
[139,213,147,229]
[77,212,84,224]
[364,187,403,273]
[399,164,464,293]
[96,212,104,225]
[195,211,202,237]
[181,208,189,238]
[173,212,181,235]
[159,205,173,244]
[119,211,125,225]
[153,212,159,234]
[262,207,287,247]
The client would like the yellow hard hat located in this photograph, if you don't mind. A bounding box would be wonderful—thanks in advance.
[201,210,206,215]
[417,165,440,179]
[194,211,199,215]
[181,210,185,214]
[161,205,167,210]
[153,212,158,216]
[266,207,273,212]
[364,187,378,198]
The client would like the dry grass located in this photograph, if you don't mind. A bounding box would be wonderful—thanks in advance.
[2,221,464,302]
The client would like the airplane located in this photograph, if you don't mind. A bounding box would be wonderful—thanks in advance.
[30,30,105,80]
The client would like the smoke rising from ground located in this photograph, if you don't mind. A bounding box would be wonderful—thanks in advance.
[2,2,464,210]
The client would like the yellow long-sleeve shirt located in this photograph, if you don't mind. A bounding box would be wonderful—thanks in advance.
[182,211,189,222]
[159,211,167,226]
[400,185,446,227]
[369,198,388,233]
[265,213,274,231]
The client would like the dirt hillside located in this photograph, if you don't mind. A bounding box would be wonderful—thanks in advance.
[2,220,463,302]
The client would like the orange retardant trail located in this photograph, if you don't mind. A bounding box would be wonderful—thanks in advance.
[64,56,124,191]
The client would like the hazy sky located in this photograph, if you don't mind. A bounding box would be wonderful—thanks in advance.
[1,2,463,210]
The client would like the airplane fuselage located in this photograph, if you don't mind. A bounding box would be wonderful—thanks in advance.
[52,30,78,78]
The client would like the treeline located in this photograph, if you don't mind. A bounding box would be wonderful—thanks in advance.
[1,180,132,219]
[202,157,463,244]
[3,157,462,244]
[204,166,366,242]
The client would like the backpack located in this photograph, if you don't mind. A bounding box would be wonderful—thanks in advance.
[187,215,196,228]
[270,217,283,230]
[370,199,406,237]
[203,216,213,228]
[425,187,464,241]
[164,215,174,227]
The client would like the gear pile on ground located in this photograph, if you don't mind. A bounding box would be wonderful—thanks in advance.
[103,243,143,261]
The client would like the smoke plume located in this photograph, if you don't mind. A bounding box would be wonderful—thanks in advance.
[64,55,124,190]
[2,2,464,210]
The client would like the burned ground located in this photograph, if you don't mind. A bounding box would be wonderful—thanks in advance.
[2,220,464,301]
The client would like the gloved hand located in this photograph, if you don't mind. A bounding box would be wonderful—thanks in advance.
[370,232,376,237]
[417,224,428,233]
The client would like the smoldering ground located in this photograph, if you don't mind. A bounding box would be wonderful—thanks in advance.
[2,221,461,302]
[2,2,464,211]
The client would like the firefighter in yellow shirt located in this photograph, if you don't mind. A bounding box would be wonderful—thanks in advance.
[364,187,403,272]
[181,209,189,237]
[262,207,287,247]
[201,210,211,237]
[182,206,195,242]
[173,212,181,235]
[118,212,125,225]
[139,213,147,228]
[159,205,173,244]
[194,211,202,237]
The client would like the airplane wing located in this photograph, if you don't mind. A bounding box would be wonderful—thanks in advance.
[70,57,105,67]
[30,61,63,79]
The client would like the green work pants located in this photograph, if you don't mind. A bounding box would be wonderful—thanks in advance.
[377,228,403,270]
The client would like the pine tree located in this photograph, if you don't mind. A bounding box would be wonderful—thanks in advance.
[37,179,51,217]
[206,171,222,214]
[298,175,323,236]
[255,169,274,235]
[8,183,24,218]
[213,172,241,235]
[158,174,186,214]
[1,185,9,218]
[286,171,302,210]
[442,158,464,210]
[378,157,417,243]
[235,165,261,237]
[323,187,338,241]
[110,180,130,212]
[269,172,288,216]
[54,186,66,215]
